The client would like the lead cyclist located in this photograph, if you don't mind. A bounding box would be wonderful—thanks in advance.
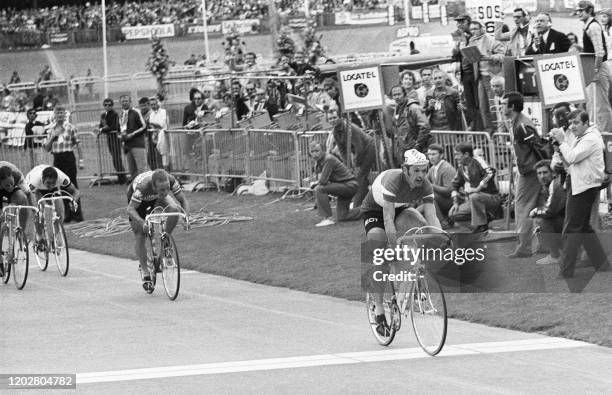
[126,169,189,292]
[361,149,443,337]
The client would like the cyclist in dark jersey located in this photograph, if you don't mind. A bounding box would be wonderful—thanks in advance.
[362,149,442,336]
[0,161,30,277]
[127,169,189,291]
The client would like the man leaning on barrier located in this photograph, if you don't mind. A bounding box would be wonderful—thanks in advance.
[98,98,127,184]
[328,109,376,208]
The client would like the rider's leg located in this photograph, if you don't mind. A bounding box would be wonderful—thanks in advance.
[366,227,388,316]
[395,207,428,235]
[9,189,29,231]
[157,197,180,234]
[129,218,148,276]
[54,198,65,223]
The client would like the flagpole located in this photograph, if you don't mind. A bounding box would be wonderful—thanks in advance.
[304,0,310,18]
[404,0,410,27]
[201,0,210,65]
[101,0,108,98]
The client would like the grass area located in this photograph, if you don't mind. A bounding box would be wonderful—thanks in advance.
[67,184,612,347]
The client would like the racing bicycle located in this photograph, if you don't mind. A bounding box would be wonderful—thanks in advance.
[366,226,450,356]
[141,207,190,300]
[1,205,38,290]
[33,191,76,276]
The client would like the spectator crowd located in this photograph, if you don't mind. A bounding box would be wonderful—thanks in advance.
[1,2,611,280]
[0,0,391,34]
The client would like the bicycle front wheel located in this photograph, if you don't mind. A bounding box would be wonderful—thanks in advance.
[161,234,180,301]
[410,268,447,356]
[366,291,398,346]
[52,220,69,277]
[34,227,49,271]
[0,226,11,284]
[12,229,29,290]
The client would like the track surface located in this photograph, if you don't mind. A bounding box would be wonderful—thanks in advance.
[2,249,612,393]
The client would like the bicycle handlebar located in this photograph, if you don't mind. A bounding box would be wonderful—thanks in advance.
[2,205,39,216]
[144,212,190,230]
[37,195,78,212]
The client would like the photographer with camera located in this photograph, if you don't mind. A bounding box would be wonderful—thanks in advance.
[549,110,610,278]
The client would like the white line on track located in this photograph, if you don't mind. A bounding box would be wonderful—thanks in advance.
[76,337,593,384]
[71,261,346,327]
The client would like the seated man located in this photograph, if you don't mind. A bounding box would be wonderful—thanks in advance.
[426,144,457,229]
[361,149,442,336]
[127,169,189,291]
[529,160,566,265]
[309,142,361,227]
[328,109,376,208]
[449,142,501,233]
[24,165,81,245]
[0,161,30,230]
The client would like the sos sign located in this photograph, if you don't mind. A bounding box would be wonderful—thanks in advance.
[466,0,503,34]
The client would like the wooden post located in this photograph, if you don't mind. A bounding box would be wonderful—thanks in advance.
[345,113,352,167]
[378,109,394,168]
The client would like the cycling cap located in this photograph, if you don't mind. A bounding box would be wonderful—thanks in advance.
[404,149,429,166]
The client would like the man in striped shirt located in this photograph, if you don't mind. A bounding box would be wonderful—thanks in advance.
[44,105,84,222]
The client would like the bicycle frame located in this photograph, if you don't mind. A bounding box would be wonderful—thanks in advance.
[1,205,39,249]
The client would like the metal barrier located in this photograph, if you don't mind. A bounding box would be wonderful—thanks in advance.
[0,131,98,182]
[430,130,494,168]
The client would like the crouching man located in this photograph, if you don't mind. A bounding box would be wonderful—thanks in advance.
[528,160,566,265]
[309,142,361,227]
[449,142,501,233]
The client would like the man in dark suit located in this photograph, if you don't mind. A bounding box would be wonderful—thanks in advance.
[426,144,457,229]
[119,95,147,181]
[254,88,278,121]
[98,98,127,184]
[230,80,250,121]
[525,13,571,55]
[182,87,207,128]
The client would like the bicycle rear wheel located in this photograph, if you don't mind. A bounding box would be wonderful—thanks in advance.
[161,234,180,301]
[410,268,447,356]
[12,229,29,290]
[1,226,11,284]
[52,219,69,277]
[366,291,398,346]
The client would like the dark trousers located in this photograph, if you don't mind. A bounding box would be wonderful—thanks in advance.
[353,146,376,207]
[53,151,83,222]
[536,216,564,258]
[106,133,126,183]
[559,186,608,277]
[315,180,361,221]
[462,73,482,131]
[146,133,163,170]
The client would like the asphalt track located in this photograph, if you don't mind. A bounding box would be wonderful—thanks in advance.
[2,249,612,394]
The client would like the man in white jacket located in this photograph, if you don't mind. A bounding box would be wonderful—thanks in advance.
[549,110,610,278]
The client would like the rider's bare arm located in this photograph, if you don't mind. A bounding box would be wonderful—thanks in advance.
[65,183,80,203]
[127,200,145,231]
[382,200,397,245]
[174,191,189,215]
[421,202,442,229]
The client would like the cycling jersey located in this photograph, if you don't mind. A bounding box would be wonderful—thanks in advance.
[24,165,71,192]
[0,161,26,202]
[360,169,434,212]
[127,170,182,205]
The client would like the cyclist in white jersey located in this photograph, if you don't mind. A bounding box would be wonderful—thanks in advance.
[25,165,81,244]
[126,169,189,291]
[361,149,442,336]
